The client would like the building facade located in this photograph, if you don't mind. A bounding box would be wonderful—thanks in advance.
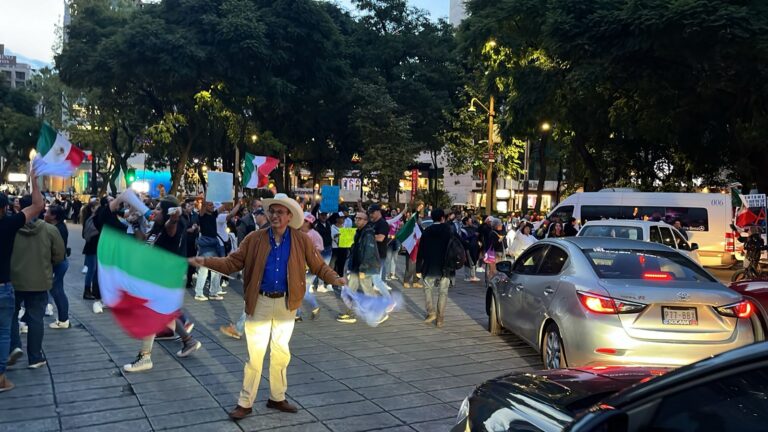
[0,45,33,88]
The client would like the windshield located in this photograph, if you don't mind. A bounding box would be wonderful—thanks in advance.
[582,248,715,282]
[580,225,643,241]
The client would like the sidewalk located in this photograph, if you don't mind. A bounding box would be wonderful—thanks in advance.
[0,223,540,431]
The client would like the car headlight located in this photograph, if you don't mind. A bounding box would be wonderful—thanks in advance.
[456,395,471,425]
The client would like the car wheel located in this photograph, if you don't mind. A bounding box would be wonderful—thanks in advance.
[732,269,747,282]
[542,323,567,370]
[752,312,766,342]
[488,295,502,335]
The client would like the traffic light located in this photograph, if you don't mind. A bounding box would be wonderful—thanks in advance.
[125,168,136,186]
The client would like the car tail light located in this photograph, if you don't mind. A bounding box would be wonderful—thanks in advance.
[715,300,753,319]
[577,291,647,314]
[642,271,673,281]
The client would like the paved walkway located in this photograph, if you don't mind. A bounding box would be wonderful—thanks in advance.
[0,223,540,431]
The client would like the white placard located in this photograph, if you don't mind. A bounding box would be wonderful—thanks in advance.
[206,171,234,203]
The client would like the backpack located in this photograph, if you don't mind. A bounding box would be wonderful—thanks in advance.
[443,233,467,272]
[83,216,99,242]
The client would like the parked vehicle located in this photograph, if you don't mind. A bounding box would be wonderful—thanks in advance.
[577,219,701,264]
[545,191,733,266]
[729,280,768,340]
[453,342,768,432]
[486,237,755,369]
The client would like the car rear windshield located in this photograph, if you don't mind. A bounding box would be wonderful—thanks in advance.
[579,225,643,241]
[582,248,716,282]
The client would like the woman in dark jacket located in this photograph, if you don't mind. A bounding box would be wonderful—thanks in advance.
[461,217,481,282]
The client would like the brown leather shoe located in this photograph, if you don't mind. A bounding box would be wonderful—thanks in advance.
[228,405,252,420]
[267,399,298,413]
[423,313,437,324]
[0,374,14,393]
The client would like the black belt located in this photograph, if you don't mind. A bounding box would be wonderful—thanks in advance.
[260,291,286,298]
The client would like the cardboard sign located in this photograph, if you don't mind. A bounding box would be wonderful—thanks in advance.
[320,185,340,213]
[339,228,356,248]
[206,171,234,203]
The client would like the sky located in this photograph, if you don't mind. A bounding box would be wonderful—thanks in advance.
[0,0,449,65]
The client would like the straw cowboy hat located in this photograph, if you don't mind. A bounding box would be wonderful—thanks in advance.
[263,193,304,229]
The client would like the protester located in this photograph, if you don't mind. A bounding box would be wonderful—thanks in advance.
[0,172,44,392]
[337,211,385,324]
[563,217,579,237]
[547,222,565,238]
[9,194,66,371]
[460,216,481,282]
[329,212,349,277]
[416,209,454,328]
[81,198,101,304]
[313,211,333,292]
[181,199,200,287]
[45,205,71,329]
[123,195,202,372]
[298,212,324,321]
[194,201,226,301]
[368,204,396,299]
[485,218,507,277]
[510,222,537,259]
[71,197,82,224]
[189,193,345,421]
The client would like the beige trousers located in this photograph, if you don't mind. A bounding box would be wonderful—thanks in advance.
[238,295,296,408]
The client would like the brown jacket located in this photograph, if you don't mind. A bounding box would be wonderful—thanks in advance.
[203,227,340,313]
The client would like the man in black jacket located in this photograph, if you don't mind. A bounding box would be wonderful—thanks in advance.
[416,209,453,328]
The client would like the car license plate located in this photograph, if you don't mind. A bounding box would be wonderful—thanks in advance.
[662,307,698,325]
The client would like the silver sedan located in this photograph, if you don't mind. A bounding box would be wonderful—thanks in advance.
[486,237,756,369]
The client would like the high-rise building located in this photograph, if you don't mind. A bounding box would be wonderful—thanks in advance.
[0,44,33,88]
[450,0,467,26]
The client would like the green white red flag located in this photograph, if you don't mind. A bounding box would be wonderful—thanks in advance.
[395,214,422,261]
[243,152,279,188]
[33,122,86,177]
[97,227,187,338]
[732,190,765,228]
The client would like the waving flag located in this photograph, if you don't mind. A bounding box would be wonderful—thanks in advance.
[395,214,422,261]
[33,122,86,177]
[732,190,766,228]
[97,227,187,338]
[243,153,279,189]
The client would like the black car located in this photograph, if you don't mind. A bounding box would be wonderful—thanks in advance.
[454,341,768,432]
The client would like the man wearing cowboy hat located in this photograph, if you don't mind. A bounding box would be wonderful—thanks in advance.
[189,193,346,421]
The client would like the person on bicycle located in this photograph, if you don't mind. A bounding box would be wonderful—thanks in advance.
[733,224,768,271]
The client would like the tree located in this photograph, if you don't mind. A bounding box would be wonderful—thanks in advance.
[0,81,38,181]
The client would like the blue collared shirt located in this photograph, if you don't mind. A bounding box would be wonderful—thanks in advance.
[261,228,291,294]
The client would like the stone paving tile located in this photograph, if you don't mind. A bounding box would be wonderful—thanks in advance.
[72,419,153,432]
[323,412,405,432]
[291,389,367,408]
[371,392,444,411]
[56,385,133,404]
[428,385,477,403]
[60,406,146,430]
[323,365,384,380]
[356,382,421,399]
[307,400,383,420]
[148,406,230,430]
[236,410,319,431]
[340,373,403,389]
[389,403,457,424]
[141,396,221,416]
[410,417,458,432]
[0,417,59,432]
[0,405,58,422]
[57,395,141,416]
[163,421,243,432]
[288,380,350,397]
[266,423,332,432]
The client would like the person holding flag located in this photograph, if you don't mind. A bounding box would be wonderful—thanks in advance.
[396,208,423,289]
[189,193,346,421]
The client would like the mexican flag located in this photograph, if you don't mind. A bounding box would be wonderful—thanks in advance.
[395,214,422,261]
[243,153,279,189]
[732,190,764,228]
[97,227,187,338]
[33,122,86,177]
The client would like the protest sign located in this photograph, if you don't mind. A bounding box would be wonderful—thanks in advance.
[206,171,234,203]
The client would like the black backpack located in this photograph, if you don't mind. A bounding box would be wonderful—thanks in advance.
[444,233,467,272]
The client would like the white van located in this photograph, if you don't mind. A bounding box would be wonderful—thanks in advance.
[546,192,733,267]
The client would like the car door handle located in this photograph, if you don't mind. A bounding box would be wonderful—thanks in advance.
[544,287,554,296]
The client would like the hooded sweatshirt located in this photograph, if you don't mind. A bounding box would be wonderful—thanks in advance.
[10,219,65,292]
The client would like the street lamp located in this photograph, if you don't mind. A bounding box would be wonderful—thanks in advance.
[469,96,496,213]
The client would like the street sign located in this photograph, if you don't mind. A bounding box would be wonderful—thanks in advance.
[483,152,495,161]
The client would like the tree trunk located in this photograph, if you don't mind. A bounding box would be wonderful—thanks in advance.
[170,135,194,196]
[534,135,548,214]
[571,134,603,191]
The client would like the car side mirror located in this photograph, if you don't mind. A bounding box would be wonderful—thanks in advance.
[496,260,513,275]
[568,410,628,432]
[690,243,699,251]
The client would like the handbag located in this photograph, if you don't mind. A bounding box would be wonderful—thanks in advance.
[484,247,496,264]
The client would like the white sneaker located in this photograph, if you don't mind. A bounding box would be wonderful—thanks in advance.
[221,280,229,288]
[208,295,224,301]
[194,295,208,301]
[49,320,70,329]
[45,304,54,317]
[213,291,227,296]
[476,267,485,273]
[81,266,88,274]
[17,308,25,320]
[316,286,328,293]
[92,301,104,314]
[19,322,28,334]
[123,353,152,373]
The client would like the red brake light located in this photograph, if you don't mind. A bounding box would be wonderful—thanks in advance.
[642,271,673,281]
[577,291,647,315]
[715,300,753,319]
[578,292,616,314]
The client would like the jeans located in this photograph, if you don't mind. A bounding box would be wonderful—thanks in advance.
[312,249,332,289]
[236,311,247,334]
[84,254,101,299]
[404,255,418,284]
[0,283,14,374]
[300,272,318,317]
[371,274,392,300]
[330,248,348,277]
[384,240,400,277]
[464,251,477,279]
[11,291,48,364]
[423,276,451,318]
[195,249,221,297]
[49,259,70,321]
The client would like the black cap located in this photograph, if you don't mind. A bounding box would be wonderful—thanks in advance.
[368,204,382,213]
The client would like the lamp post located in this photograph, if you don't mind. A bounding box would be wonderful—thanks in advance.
[469,96,496,214]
